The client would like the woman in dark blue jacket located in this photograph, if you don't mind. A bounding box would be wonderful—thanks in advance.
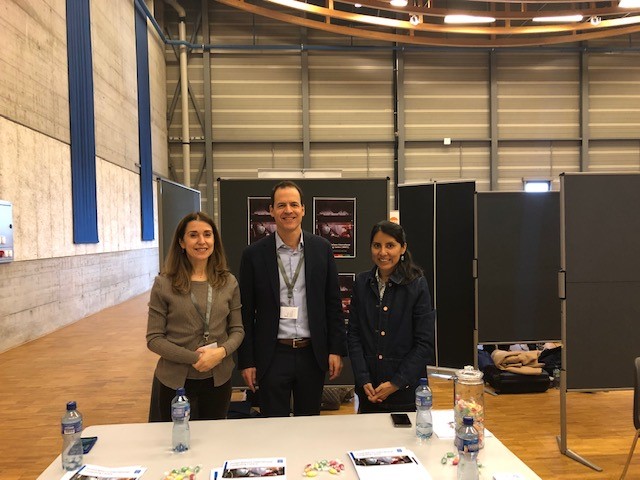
[347,220,435,413]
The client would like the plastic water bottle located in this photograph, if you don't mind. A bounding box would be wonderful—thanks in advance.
[415,377,433,440]
[61,401,83,471]
[171,387,190,452]
[455,416,479,480]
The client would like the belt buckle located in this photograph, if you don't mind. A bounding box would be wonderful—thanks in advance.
[292,338,303,349]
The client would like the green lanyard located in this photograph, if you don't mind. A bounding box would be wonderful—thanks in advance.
[190,283,213,343]
[276,251,304,306]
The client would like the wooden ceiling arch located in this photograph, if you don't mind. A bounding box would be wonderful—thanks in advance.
[215,0,640,47]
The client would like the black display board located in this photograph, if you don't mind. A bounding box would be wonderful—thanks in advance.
[157,179,201,269]
[562,173,640,390]
[219,178,389,387]
[397,184,435,302]
[436,182,476,368]
[399,182,475,369]
[476,192,561,344]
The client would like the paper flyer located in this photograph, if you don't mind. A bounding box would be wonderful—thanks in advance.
[221,457,286,478]
[61,464,146,480]
[348,447,431,480]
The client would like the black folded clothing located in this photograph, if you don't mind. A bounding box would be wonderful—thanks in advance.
[483,365,551,394]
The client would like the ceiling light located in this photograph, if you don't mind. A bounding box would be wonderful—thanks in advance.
[409,14,420,25]
[444,14,496,24]
[619,0,640,7]
[354,3,361,7]
[390,0,408,6]
[532,14,583,22]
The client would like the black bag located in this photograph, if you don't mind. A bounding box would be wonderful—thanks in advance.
[483,365,550,394]
[320,386,354,410]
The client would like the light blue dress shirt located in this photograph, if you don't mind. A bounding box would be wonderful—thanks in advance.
[275,232,310,339]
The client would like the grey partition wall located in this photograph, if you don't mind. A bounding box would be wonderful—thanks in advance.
[476,192,561,344]
[157,179,201,269]
[399,181,475,369]
[561,173,640,390]
[218,178,389,387]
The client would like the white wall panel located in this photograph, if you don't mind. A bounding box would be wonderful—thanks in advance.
[210,55,302,142]
[404,52,490,141]
[589,140,640,172]
[405,142,490,191]
[497,141,580,190]
[497,52,580,140]
[589,54,640,139]
[309,52,394,142]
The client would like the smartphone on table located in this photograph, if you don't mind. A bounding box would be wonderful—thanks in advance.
[81,436,98,454]
[390,413,412,428]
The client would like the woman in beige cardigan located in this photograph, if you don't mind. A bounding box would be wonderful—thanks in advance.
[147,212,244,421]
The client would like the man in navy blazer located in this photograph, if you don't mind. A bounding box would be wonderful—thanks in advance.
[238,181,347,416]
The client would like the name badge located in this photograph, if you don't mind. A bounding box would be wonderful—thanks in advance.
[280,306,299,319]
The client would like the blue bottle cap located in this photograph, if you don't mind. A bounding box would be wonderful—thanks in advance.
[176,387,186,396]
[419,377,427,385]
[66,401,77,411]
[463,416,474,425]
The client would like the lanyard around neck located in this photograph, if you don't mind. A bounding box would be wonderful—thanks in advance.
[190,283,213,343]
[276,250,304,306]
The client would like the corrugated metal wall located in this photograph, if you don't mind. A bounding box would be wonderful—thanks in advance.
[164,1,640,217]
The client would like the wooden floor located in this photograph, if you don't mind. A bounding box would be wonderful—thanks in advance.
[0,292,637,480]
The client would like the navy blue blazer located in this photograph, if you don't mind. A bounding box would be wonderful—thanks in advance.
[238,231,347,380]
[347,266,435,392]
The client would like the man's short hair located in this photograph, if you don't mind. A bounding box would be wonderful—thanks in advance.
[270,180,305,207]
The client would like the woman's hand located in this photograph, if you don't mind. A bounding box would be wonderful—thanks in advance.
[368,381,399,403]
[192,346,226,372]
[363,382,377,402]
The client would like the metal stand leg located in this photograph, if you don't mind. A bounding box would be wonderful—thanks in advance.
[556,369,603,472]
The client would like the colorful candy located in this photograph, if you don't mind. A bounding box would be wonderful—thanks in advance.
[162,465,201,480]
[303,459,345,476]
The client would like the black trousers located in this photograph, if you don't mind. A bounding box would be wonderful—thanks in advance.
[258,342,325,417]
[148,375,232,422]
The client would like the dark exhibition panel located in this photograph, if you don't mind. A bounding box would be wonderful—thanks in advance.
[561,173,640,390]
[476,192,561,344]
[435,182,476,368]
[397,184,435,301]
[218,178,389,387]
[157,179,201,268]
[398,182,475,369]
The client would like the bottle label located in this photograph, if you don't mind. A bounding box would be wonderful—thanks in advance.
[172,405,190,419]
[416,396,432,408]
[455,435,479,453]
[61,420,82,435]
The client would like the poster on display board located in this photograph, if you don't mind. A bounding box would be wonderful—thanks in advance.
[339,273,356,324]
[247,197,275,245]
[314,197,356,258]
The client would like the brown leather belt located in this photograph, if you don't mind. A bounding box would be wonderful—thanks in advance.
[278,338,311,349]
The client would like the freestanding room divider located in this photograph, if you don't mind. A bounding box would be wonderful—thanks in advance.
[398,181,476,370]
[558,172,640,471]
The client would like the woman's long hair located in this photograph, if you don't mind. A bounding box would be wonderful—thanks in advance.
[370,220,423,284]
[162,212,229,294]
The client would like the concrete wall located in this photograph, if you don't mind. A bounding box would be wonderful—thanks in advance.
[0,0,168,353]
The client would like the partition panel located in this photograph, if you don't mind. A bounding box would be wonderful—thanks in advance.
[562,173,640,390]
[436,182,475,368]
[476,192,561,343]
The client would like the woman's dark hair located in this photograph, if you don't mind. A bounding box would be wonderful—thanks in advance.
[162,211,229,294]
[370,220,423,283]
